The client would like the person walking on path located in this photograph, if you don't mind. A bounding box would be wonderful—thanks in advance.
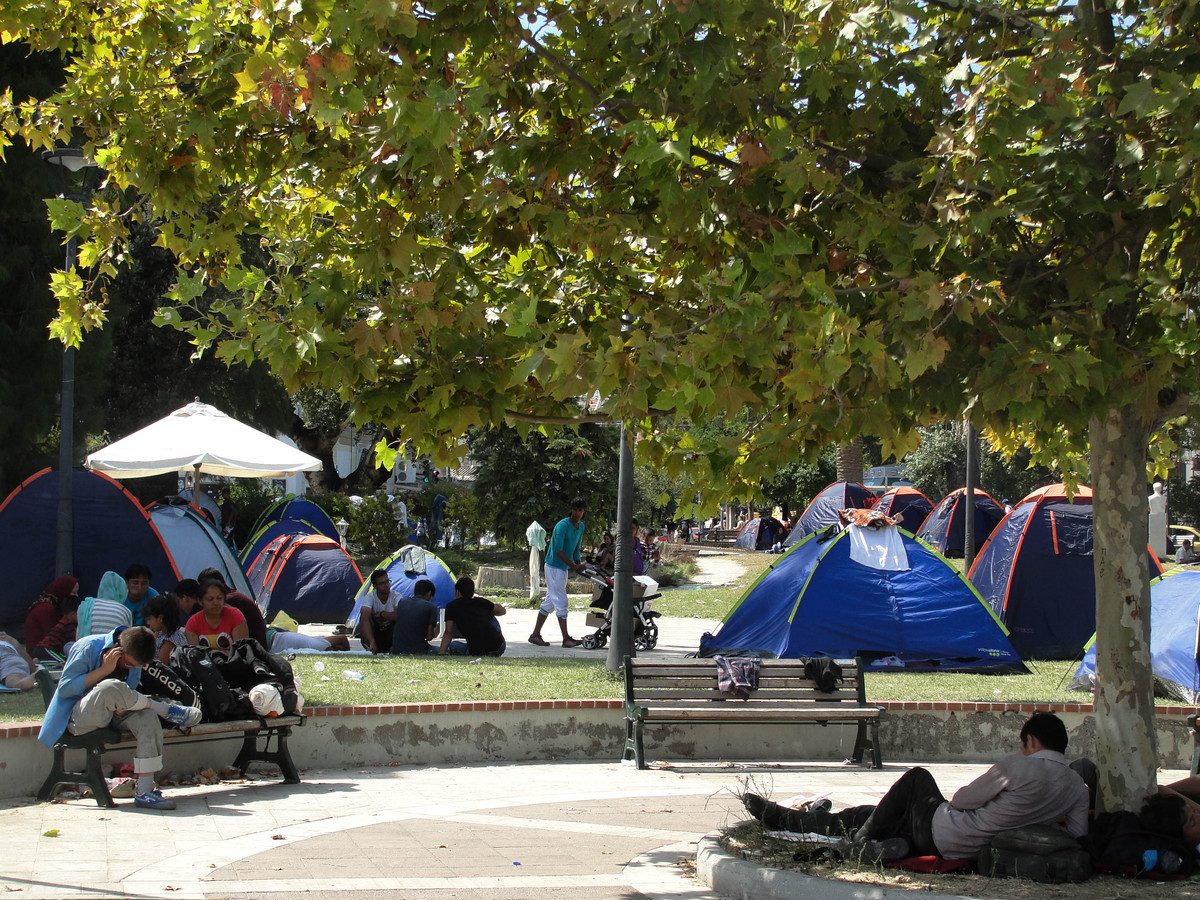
[526,520,548,600]
[528,498,587,648]
[743,712,1089,863]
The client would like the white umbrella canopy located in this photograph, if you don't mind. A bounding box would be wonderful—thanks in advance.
[86,401,322,479]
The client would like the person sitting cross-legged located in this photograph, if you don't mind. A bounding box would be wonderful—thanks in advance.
[438,577,506,657]
[389,579,440,656]
[743,712,1089,863]
[38,625,201,810]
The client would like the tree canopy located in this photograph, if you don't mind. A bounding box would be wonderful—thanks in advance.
[5,0,1200,809]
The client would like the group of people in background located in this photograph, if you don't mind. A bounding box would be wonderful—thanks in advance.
[359,570,506,658]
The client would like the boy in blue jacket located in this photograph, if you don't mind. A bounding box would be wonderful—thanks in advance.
[38,625,200,810]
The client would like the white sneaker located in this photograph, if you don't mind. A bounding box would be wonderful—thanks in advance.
[164,704,202,727]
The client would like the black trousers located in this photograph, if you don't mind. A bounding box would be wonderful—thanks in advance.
[782,767,945,856]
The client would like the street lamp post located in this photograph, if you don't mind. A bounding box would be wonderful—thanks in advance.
[43,148,98,578]
[607,313,637,673]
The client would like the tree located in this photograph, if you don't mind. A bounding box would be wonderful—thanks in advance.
[466,423,618,547]
[6,1,1199,810]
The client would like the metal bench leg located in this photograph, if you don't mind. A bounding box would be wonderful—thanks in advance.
[39,742,116,808]
[233,727,300,784]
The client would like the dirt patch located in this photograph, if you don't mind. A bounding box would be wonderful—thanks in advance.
[720,823,1200,900]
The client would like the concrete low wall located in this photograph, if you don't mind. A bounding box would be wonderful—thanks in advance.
[1,700,1194,801]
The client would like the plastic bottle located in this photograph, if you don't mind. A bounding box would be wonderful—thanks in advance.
[342,669,365,681]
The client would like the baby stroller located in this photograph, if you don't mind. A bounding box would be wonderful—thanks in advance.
[580,569,662,651]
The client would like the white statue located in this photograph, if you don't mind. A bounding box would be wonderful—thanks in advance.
[1148,482,1167,515]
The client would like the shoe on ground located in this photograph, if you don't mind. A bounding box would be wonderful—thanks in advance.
[164,704,203,727]
[527,634,549,647]
[106,777,135,799]
[134,791,177,810]
[833,836,909,864]
[562,638,583,648]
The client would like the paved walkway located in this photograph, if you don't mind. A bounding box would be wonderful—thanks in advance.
[0,759,1013,900]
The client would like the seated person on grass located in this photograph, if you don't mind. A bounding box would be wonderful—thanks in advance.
[1177,540,1199,565]
[743,712,1089,863]
[144,593,189,664]
[24,576,80,659]
[0,631,41,691]
[77,571,134,638]
[185,578,248,653]
[390,579,440,656]
[123,563,158,626]
[438,576,506,657]
[359,569,397,654]
[196,568,268,646]
[37,625,201,810]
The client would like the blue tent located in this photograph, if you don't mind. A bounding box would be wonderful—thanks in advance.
[698,524,1024,671]
[347,545,458,626]
[0,468,181,626]
[735,515,785,551]
[783,482,878,547]
[240,496,341,567]
[148,500,256,599]
[873,486,935,534]
[1070,569,1200,703]
[915,488,1005,558]
[969,484,1164,659]
[245,533,362,624]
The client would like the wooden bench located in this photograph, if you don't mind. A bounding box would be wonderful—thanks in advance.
[35,670,305,807]
[622,656,884,769]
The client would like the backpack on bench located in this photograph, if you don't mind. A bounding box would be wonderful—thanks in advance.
[170,645,254,722]
[217,638,300,716]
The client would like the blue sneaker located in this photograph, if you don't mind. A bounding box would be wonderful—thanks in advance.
[164,704,202,727]
[134,791,177,810]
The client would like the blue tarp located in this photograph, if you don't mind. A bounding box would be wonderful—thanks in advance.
[1071,569,1200,703]
[347,545,458,625]
[0,468,181,626]
[698,525,1024,671]
[915,488,1005,558]
[969,485,1163,659]
[783,482,878,548]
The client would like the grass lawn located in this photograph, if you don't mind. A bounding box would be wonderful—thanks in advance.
[0,549,1102,724]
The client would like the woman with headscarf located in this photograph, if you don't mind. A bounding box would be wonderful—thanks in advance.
[24,576,80,657]
[76,572,134,639]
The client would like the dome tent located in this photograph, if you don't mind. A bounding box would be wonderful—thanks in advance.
[872,486,935,534]
[1070,568,1200,703]
[735,515,786,551]
[969,483,1164,659]
[699,522,1024,672]
[915,488,1005,558]
[782,482,878,548]
[0,468,181,626]
[240,495,341,567]
[148,499,255,599]
[347,545,458,626]
[245,533,362,624]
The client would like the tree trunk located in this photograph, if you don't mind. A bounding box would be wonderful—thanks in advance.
[1089,403,1158,813]
[836,438,864,484]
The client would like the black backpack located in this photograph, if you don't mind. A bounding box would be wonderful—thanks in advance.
[1083,810,1196,877]
[170,645,253,722]
[218,638,300,716]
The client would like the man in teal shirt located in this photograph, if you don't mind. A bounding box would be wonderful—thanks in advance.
[528,498,587,648]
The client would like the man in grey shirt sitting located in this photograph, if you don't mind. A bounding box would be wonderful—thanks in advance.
[390,579,440,655]
[744,712,1089,863]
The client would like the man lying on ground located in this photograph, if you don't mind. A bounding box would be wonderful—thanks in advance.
[0,631,41,691]
[743,712,1089,863]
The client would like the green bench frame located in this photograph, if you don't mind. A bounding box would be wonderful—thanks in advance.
[622,655,884,769]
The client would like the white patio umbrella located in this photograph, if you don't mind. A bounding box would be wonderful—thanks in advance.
[86,400,322,480]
